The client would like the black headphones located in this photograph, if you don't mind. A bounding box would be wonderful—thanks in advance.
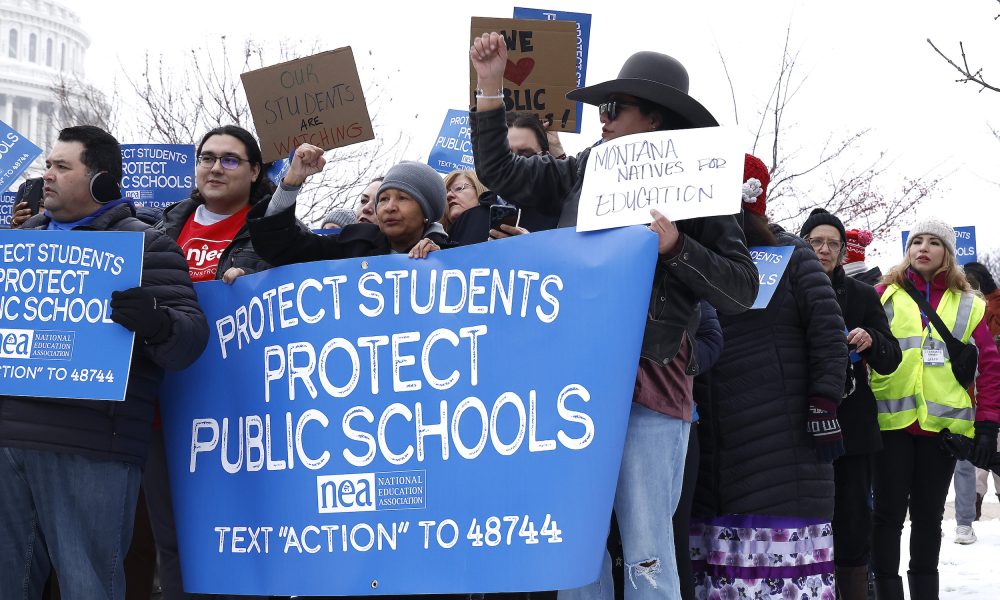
[90,171,121,204]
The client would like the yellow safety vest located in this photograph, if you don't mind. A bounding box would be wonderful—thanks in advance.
[869,284,984,438]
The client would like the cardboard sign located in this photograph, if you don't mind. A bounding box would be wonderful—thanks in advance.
[0,230,145,401]
[242,47,375,163]
[427,109,474,174]
[749,246,794,309]
[512,7,592,134]
[0,191,15,228]
[576,127,744,232]
[901,225,976,265]
[120,144,195,210]
[160,226,659,595]
[470,18,578,132]
[0,120,42,193]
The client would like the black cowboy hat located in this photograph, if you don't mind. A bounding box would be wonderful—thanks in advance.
[567,51,718,128]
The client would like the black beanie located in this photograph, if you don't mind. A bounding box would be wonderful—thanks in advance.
[799,208,846,244]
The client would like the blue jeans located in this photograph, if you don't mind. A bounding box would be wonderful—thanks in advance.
[0,447,141,600]
[560,404,690,600]
[953,459,977,527]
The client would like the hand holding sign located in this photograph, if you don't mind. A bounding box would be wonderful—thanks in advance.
[649,209,680,255]
[283,143,327,187]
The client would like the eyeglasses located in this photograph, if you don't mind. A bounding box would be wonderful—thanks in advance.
[598,100,640,121]
[196,154,250,170]
[448,183,474,195]
[805,238,843,253]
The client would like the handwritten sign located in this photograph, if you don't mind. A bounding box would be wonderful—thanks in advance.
[427,109,474,175]
[512,8,591,134]
[160,227,658,595]
[0,191,14,228]
[242,47,375,163]
[120,144,195,210]
[470,17,578,132]
[575,127,744,232]
[0,120,42,193]
[901,225,976,266]
[749,246,794,309]
[0,230,144,401]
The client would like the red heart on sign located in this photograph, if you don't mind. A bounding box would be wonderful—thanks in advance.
[504,58,535,86]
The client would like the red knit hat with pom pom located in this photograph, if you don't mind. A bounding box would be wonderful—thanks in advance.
[845,229,874,264]
[742,154,769,217]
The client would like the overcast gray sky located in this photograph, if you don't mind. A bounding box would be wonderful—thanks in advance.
[63,0,1000,268]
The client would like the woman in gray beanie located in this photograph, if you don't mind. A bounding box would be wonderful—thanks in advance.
[248,144,454,263]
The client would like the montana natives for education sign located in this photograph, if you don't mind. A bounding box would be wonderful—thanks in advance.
[576,127,745,232]
[242,47,375,163]
[0,230,144,401]
[0,119,42,193]
[120,144,196,210]
[160,226,658,596]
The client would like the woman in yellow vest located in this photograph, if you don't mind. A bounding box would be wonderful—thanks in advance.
[870,217,1000,600]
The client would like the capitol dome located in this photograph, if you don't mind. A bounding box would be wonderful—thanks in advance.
[0,0,89,156]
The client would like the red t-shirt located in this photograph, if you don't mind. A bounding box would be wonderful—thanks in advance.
[176,205,250,282]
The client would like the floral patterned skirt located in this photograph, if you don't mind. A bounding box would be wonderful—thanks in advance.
[690,514,836,600]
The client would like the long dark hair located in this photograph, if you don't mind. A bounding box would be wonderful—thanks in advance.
[742,210,778,247]
[193,125,276,204]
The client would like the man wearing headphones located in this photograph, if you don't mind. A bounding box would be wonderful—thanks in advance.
[0,125,209,599]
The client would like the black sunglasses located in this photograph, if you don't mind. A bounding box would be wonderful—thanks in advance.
[598,100,640,121]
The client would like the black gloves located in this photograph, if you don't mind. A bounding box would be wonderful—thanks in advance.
[964,262,997,295]
[110,287,171,345]
[970,420,999,469]
[807,396,845,463]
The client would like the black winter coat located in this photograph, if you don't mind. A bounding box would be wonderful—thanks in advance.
[0,204,208,464]
[831,266,901,455]
[248,200,455,265]
[694,232,847,520]
[155,195,271,278]
[471,107,758,370]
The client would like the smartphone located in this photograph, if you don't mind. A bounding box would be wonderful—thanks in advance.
[15,177,44,216]
[490,204,520,230]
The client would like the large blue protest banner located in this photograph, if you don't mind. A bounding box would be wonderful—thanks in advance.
[0,191,15,228]
[427,109,474,175]
[120,144,195,210]
[0,120,42,193]
[900,225,976,265]
[749,246,794,309]
[160,226,658,596]
[513,7,591,134]
[0,230,144,400]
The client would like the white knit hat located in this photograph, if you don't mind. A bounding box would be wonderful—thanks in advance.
[906,217,956,255]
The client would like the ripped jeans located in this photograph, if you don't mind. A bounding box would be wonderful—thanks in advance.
[560,404,690,600]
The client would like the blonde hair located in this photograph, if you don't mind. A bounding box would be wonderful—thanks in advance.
[881,237,972,292]
[440,169,489,231]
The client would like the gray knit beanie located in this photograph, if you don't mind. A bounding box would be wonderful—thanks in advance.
[377,161,446,223]
[906,216,956,255]
[321,207,357,229]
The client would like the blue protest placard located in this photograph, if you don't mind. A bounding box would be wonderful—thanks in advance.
[513,7,591,134]
[0,230,145,401]
[901,225,976,265]
[120,144,195,210]
[266,158,292,186]
[0,191,15,228]
[427,109,474,175]
[0,120,42,193]
[750,246,793,309]
[160,226,658,596]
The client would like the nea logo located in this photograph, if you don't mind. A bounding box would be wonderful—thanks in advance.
[316,473,376,513]
[0,328,33,359]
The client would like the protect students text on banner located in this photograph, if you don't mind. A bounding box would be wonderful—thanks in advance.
[0,191,14,228]
[120,144,196,210]
[900,225,976,266]
[160,226,658,596]
[0,230,144,401]
[749,246,793,309]
[0,119,42,193]
[576,127,744,232]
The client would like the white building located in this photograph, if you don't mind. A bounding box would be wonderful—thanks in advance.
[0,0,88,153]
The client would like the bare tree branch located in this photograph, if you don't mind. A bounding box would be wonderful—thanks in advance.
[926,38,1000,93]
